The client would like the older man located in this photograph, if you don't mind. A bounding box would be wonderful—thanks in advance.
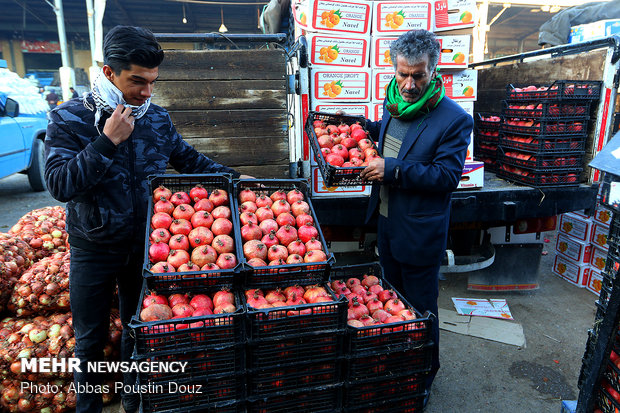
[360,29,473,406]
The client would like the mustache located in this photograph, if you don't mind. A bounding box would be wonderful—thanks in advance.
[402,88,420,95]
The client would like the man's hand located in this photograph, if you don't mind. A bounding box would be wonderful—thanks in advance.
[360,158,385,182]
[103,104,135,145]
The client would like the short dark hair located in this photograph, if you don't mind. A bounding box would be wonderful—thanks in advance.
[103,26,164,73]
[390,30,440,72]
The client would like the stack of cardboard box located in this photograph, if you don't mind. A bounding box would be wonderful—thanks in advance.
[292,0,482,196]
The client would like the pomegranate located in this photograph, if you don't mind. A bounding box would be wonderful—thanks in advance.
[287,239,306,256]
[255,207,275,222]
[361,274,380,288]
[304,250,326,263]
[346,278,361,289]
[261,231,280,248]
[151,261,175,273]
[337,123,351,134]
[169,234,190,251]
[211,218,233,236]
[240,201,258,214]
[351,128,368,142]
[190,245,217,267]
[378,289,398,303]
[194,198,214,213]
[351,285,366,296]
[149,242,170,263]
[191,211,214,228]
[276,225,298,246]
[384,315,406,328]
[212,234,235,254]
[268,245,289,262]
[286,189,305,204]
[284,285,304,300]
[151,228,171,244]
[296,213,313,227]
[239,212,257,227]
[270,189,287,202]
[350,122,363,132]
[321,147,331,158]
[313,119,326,128]
[188,227,214,248]
[247,292,269,308]
[303,285,329,303]
[167,249,190,268]
[364,148,379,159]
[372,309,391,323]
[247,257,267,267]
[140,303,173,321]
[216,253,238,269]
[348,319,364,328]
[315,127,327,136]
[348,298,369,320]
[358,138,374,151]
[326,124,339,134]
[286,254,303,264]
[318,135,334,149]
[201,263,220,271]
[193,307,213,317]
[271,199,291,216]
[171,191,191,206]
[215,303,237,313]
[189,184,209,200]
[265,289,286,303]
[359,314,376,326]
[349,147,363,160]
[298,223,319,243]
[178,261,200,272]
[366,298,384,313]
[173,204,195,220]
[384,298,406,315]
[169,219,192,236]
[331,131,342,144]
[212,206,231,220]
[325,153,344,167]
[239,188,257,203]
[368,284,384,295]
[151,212,172,230]
[362,290,378,304]
[172,303,194,317]
[143,293,168,308]
[269,258,287,266]
[241,223,263,242]
[399,309,416,320]
[208,189,229,207]
[243,240,268,260]
[331,144,349,160]
[331,279,346,291]
[291,200,310,217]
[213,289,235,307]
[259,219,279,235]
[245,288,264,298]
[276,212,296,227]
[305,237,323,251]
[154,197,174,214]
[153,185,172,201]
[342,137,358,149]
[256,194,273,208]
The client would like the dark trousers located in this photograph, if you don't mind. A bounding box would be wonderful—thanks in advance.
[377,215,440,391]
[69,245,143,413]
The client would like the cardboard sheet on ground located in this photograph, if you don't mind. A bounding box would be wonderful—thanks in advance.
[438,308,526,347]
[451,297,514,320]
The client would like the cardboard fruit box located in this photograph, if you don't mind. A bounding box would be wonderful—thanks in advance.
[307,33,371,68]
[372,1,433,35]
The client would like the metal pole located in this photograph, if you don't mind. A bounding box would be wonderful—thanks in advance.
[52,0,74,101]
[85,0,97,68]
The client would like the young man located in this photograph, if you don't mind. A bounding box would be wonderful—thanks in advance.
[360,29,473,407]
[45,89,59,109]
[45,26,249,413]
[70,87,79,98]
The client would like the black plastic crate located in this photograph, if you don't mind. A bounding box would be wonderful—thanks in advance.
[246,383,342,413]
[130,281,245,357]
[134,344,245,385]
[474,112,502,130]
[343,372,427,410]
[604,253,620,278]
[345,344,433,381]
[247,358,342,396]
[499,147,584,170]
[343,393,426,413]
[499,133,586,153]
[600,173,620,213]
[501,118,588,136]
[497,164,582,188]
[598,382,620,413]
[502,100,591,119]
[305,111,381,187]
[247,332,344,369]
[609,217,620,246]
[144,174,244,291]
[329,263,434,355]
[243,283,347,340]
[234,179,334,289]
[139,375,245,412]
[603,357,620,392]
[505,80,602,101]
[599,282,613,310]
[475,129,500,144]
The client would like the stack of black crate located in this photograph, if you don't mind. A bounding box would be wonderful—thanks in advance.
[333,263,434,413]
[473,112,502,172]
[497,81,601,188]
[577,172,620,412]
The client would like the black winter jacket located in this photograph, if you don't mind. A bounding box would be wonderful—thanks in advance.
[45,95,239,252]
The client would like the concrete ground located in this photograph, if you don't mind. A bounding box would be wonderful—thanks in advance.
[0,174,599,412]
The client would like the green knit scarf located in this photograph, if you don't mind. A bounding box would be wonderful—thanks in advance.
[385,74,445,120]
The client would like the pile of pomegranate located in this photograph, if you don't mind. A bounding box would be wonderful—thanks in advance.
[1,378,77,413]
[0,312,121,381]
[139,289,237,324]
[149,185,238,273]
[312,118,381,167]
[8,251,70,317]
[244,284,334,314]
[331,275,418,330]
[8,207,68,261]
[237,188,327,267]
[0,234,35,313]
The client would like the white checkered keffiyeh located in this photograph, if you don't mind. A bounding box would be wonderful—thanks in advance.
[86,70,151,133]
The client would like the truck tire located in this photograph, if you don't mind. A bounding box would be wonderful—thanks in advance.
[27,138,46,192]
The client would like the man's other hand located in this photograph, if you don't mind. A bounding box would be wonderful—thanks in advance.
[360,158,385,182]
[103,105,135,145]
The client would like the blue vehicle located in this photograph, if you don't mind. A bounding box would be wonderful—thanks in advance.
[0,92,49,191]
